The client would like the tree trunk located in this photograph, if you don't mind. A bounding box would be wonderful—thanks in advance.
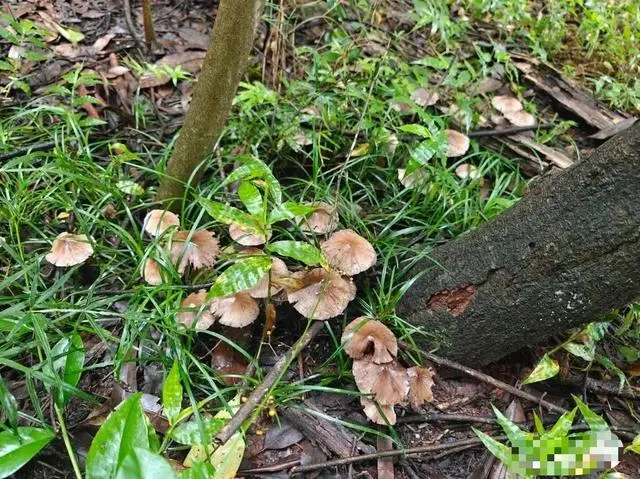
[397,123,640,366]
[156,0,263,205]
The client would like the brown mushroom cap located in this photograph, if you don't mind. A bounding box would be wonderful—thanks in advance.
[45,232,94,267]
[229,223,271,246]
[411,87,439,107]
[504,110,536,127]
[352,359,409,406]
[455,163,481,180]
[295,202,339,235]
[407,366,435,410]
[321,229,377,276]
[491,95,523,114]
[248,256,289,298]
[445,130,470,158]
[177,290,215,329]
[170,230,219,274]
[143,258,163,285]
[143,210,180,237]
[342,317,398,364]
[360,397,396,425]
[210,292,259,328]
[287,268,356,320]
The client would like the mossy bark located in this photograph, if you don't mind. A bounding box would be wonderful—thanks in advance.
[156,0,264,206]
[398,123,640,366]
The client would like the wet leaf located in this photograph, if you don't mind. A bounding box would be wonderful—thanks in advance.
[162,362,182,426]
[543,407,577,439]
[209,256,272,298]
[268,241,325,266]
[117,180,144,196]
[199,199,261,231]
[0,427,55,478]
[49,333,84,407]
[491,404,528,443]
[170,418,226,445]
[267,201,316,224]
[472,427,511,465]
[179,461,215,479]
[238,182,263,216]
[86,393,150,479]
[563,341,595,362]
[522,354,559,385]
[114,448,177,479]
[625,433,640,455]
[571,394,609,432]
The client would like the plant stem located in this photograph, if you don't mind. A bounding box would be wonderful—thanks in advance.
[54,404,83,479]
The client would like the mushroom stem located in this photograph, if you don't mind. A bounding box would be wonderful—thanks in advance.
[215,321,325,445]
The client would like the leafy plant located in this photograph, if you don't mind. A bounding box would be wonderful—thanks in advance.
[474,395,622,478]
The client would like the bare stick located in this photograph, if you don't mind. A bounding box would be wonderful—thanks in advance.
[215,321,324,444]
[141,0,156,43]
[467,124,554,137]
[123,0,145,51]
[399,342,568,415]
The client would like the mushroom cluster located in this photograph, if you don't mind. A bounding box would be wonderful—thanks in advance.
[170,204,376,329]
[491,95,535,127]
[341,317,435,425]
[142,210,220,285]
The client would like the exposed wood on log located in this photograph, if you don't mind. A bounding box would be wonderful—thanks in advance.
[511,56,631,131]
[398,123,640,365]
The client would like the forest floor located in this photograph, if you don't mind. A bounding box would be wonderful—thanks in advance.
[1,0,640,478]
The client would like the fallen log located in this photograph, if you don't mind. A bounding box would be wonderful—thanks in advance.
[398,122,640,365]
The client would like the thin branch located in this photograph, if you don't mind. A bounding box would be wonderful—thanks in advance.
[215,321,325,444]
[123,0,145,51]
[467,124,555,137]
[399,342,569,415]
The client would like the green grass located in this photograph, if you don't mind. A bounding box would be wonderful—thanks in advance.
[4,0,640,475]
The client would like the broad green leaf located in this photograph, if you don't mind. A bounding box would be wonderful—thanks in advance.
[209,256,272,298]
[572,394,609,432]
[563,341,595,362]
[199,199,261,230]
[543,407,576,439]
[398,124,431,138]
[267,201,316,224]
[472,428,511,465]
[522,354,559,385]
[86,393,150,479]
[0,374,18,429]
[180,461,215,479]
[49,333,85,407]
[625,433,640,454]
[410,141,437,166]
[56,25,84,44]
[144,414,160,454]
[0,427,55,479]
[114,448,177,479]
[238,182,263,216]
[117,180,144,196]
[222,156,282,205]
[170,418,226,445]
[600,473,634,479]
[162,362,182,426]
[268,241,325,266]
[491,404,528,443]
[533,411,545,435]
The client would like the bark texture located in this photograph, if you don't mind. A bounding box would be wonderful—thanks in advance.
[156,0,263,205]
[398,123,640,366]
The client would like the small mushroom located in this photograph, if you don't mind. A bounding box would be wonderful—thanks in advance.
[248,256,289,298]
[352,359,409,406]
[407,367,435,410]
[361,397,396,425]
[229,223,271,246]
[143,258,164,285]
[504,110,536,127]
[321,229,377,276]
[45,232,94,267]
[177,290,215,329]
[473,77,503,95]
[491,95,523,114]
[210,292,259,328]
[445,130,470,157]
[170,230,219,274]
[143,209,180,237]
[390,100,413,114]
[455,163,481,180]
[342,317,397,364]
[295,202,339,235]
[411,87,439,107]
[287,268,356,320]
